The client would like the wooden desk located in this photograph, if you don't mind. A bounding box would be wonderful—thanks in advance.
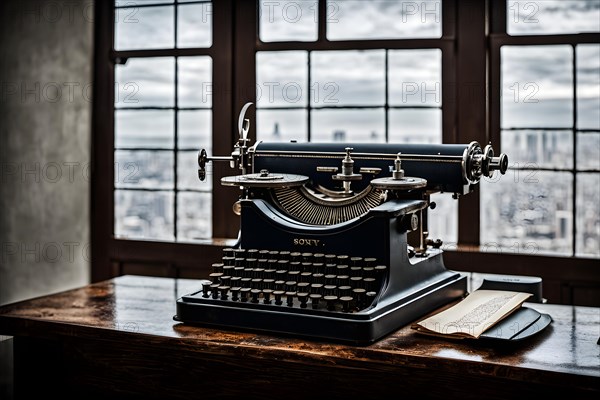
[0,275,598,399]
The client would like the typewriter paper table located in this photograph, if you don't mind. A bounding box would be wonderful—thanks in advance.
[0,275,598,399]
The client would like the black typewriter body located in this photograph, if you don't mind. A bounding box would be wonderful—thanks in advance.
[175,103,508,344]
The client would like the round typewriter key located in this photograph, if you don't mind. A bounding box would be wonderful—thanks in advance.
[309,294,322,309]
[218,286,230,300]
[375,265,388,279]
[246,249,259,258]
[324,274,337,285]
[324,254,336,263]
[350,257,363,266]
[313,253,324,263]
[300,271,312,283]
[297,292,309,308]
[269,250,280,259]
[222,256,235,267]
[202,282,212,297]
[258,259,269,269]
[250,289,261,303]
[240,287,251,302]
[253,268,265,279]
[258,250,270,259]
[263,279,275,290]
[262,289,273,304]
[336,255,349,264]
[364,277,376,292]
[210,283,220,299]
[277,260,289,270]
[233,266,244,277]
[246,258,257,268]
[364,257,377,267]
[301,252,313,262]
[220,275,232,286]
[275,270,287,280]
[289,261,301,271]
[273,290,285,305]
[234,257,245,267]
[288,270,300,280]
[350,276,363,286]
[209,272,223,282]
[264,269,276,280]
[285,292,296,307]
[211,263,224,273]
[290,252,302,262]
[336,264,349,274]
[279,250,291,260]
[365,291,377,306]
[312,262,324,274]
[230,276,242,286]
[352,288,366,308]
[340,296,354,312]
[240,277,252,288]
[310,283,324,294]
[297,282,310,292]
[251,278,263,290]
[223,248,235,258]
[274,280,285,290]
[285,281,297,290]
[338,286,352,297]
[301,262,311,272]
[234,248,246,257]
[230,287,241,301]
[324,285,337,296]
[362,267,375,278]
[312,273,325,284]
[337,275,350,287]
[324,295,338,311]
[350,267,362,277]
[324,264,337,275]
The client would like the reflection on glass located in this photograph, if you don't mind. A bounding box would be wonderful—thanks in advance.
[116,110,174,148]
[178,192,212,240]
[576,173,600,257]
[115,57,175,107]
[178,3,213,48]
[501,46,572,128]
[311,50,385,106]
[178,110,211,149]
[114,150,174,189]
[507,0,600,36]
[389,109,441,143]
[481,170,573,256]
[577,133,600,170]
[115,6,174,50]
[501,130,572,170]
[178,151,212,191]
[311,109,385,142]
[389,49,442,107]
[115,190,174,241]
[428,194,458,246]
[328,0,441,40]
[178,57,212,108]
[256,51,308,108]
[577,44,600,130]
[257,109,307,142]
[259,0,318,42]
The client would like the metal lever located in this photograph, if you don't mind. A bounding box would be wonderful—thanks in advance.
[331,147,362,194]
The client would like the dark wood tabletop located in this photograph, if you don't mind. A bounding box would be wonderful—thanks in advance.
[0,275,598,399]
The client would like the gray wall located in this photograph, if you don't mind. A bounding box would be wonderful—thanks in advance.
[0,0,93,306]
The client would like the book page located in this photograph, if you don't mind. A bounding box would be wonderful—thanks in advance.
[413,290,532,339]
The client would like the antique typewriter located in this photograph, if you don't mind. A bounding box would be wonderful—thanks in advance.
[175,103,509,344]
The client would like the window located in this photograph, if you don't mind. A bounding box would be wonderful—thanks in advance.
[483,0,600,258]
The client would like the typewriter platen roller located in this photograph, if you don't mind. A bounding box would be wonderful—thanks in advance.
[175,102,508,344]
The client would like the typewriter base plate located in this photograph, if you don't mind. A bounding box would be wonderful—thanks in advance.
[175,273,468,345]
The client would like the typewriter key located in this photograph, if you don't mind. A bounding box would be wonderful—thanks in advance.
[309,293,322,309]
[352,288,366,308]
[312,263,324,274]
[230,276,242,287]
[234,257,245,267]
[263,279,275,290]
[210,284,220,299]
[240,287,251,302]
[297,282,310,292]
[273,290,285,305]
[279,251,291,260]
[337,275,350,287]
[234,248,246,257]
[246,249,259,258]
[300,271,312,283]
[312,273,325,284]
[201,282,212,297]
[362,267,375,278]
[301,252,313,262]
[218,286,230,300]
[313,253,324,263]
[230,287,241,301]
[324,285,337,296]
[340,296,353,312]
[364,257,377,267]
[269,250,280,259]
[222,248,235,258]
[258,250,270,258]
[222,256,235,266]
[290,252,302,262]
[324,264,337,275]
[262,289,273,304]
[350,267,362,277]
[324,295,338,311]
[220,275,232,286]
[301,262,312,272]
[240,277,252,288]
[325,274,337,285]
[297,292,309,308]
[338,286,352,297]
[285,292,296,307]
[310,283,323,294]
[364,277,376,292]
[337,255,349,264]
[274,280,285,291]
[209,272,223,282]
[350,257,363,266]
[211,263,224,273]
[324,254,336,263]
[250,289,261,303]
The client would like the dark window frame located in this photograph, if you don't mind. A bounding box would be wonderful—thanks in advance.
[91,0,600,305]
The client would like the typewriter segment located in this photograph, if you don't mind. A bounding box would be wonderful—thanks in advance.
[176,102,508,344]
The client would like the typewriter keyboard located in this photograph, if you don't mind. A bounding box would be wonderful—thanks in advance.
[201,248,388,313]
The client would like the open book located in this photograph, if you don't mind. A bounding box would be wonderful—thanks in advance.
[412,290,532,339]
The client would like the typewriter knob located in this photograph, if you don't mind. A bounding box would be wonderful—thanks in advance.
[398,213,419,232]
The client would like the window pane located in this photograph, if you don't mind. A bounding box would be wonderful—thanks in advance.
[328,0,441,40]
[116,110,174,148]
[428,194,458,246]
[178,56,212,108]
[257,109,308,142]
[115,150,174,189]
[115,6,174,50]
[481,171,573,257]
[178,3,212,48]
[501,46,572,128]
[178,151,212,191]
[389,49,442,107]
[115,190,174,241]
[501,130,573,170]
[577,44,600,130]
[576,173,600,257]
[115,57,175,107]
[311,109,385,142]
[577,133,600,170]
[507,0,600,36]
[389,109,441,143]
[256,51,308,108]
[311,50,385,107]
[178,110,211,150]
[259,0,318,42]
[178,192,212,240]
